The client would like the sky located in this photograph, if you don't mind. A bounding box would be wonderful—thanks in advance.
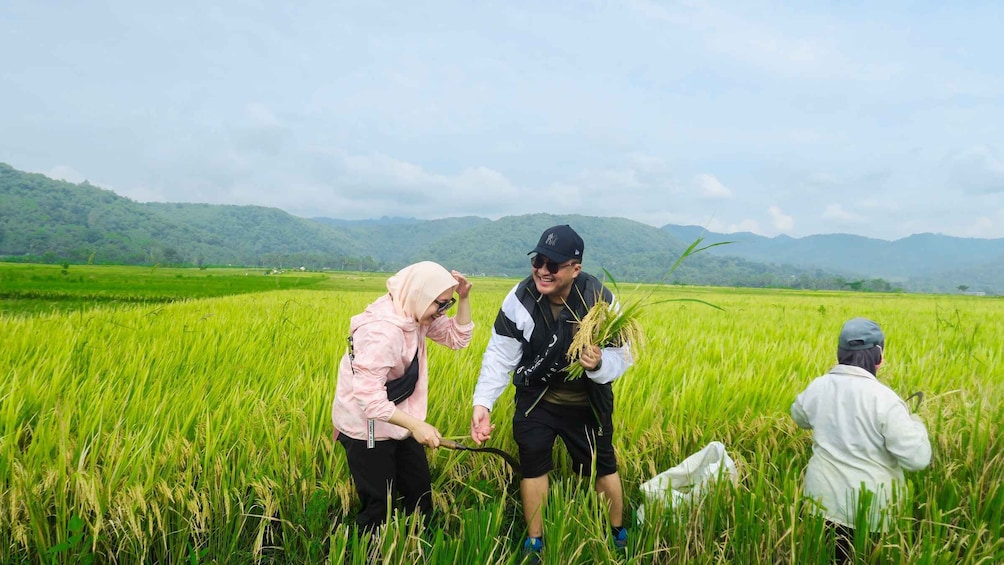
[3,1,1004,241]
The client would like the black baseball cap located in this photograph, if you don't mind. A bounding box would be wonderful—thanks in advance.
[528,224,584,263]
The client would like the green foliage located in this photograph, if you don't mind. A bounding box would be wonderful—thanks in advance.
[0,262,327,315]
[2,162,1000,293]
[46,515,94,565]
[2,274,1002,563]
[0,163,378,270]
[314,216,492,266]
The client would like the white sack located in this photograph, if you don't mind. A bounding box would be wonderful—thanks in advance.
[636,441,738,524]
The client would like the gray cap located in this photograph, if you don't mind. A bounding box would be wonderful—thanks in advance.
[838,317,884,350]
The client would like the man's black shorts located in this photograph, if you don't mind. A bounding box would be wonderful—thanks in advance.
[512,394,617,479]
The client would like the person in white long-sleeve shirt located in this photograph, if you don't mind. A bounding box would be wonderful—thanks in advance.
[791,317,931,563]
[469,225,634,560]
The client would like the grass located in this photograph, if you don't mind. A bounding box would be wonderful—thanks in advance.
[0,262,329,315]
[0,264,1001,563]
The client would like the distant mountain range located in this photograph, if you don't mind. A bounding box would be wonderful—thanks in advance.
[661,225,1004,294]
[2,162,1001,294]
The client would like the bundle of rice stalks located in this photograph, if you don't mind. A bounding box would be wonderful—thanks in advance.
[565,293,646,379]
[564,236,729,379]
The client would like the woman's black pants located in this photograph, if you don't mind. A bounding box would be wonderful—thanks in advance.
[337,434,432,531]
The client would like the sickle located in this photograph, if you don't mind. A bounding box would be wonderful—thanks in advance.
[439,438,521,477]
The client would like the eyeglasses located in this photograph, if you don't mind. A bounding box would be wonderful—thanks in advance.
[433,296,456,314]
[531,255,575,274]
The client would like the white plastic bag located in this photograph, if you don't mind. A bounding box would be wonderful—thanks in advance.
[636,441,738,524]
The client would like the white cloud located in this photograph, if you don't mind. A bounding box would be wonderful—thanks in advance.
[45,165,87,184]
[578,168,643,190]
[627,0,894,80]
[807,172,840,186]
[526,162,685,224]
[706,217,762,235]
[950,209,1004,238]
[448,166,518,202]
[822,203,864,223]
[958,216,996,238]
[948,145,1004,194]
[116,184,169,203]
[629,154,671,174]
[292,148,697,222]
[544,182,582,203]
[694,173,733,199]
[859,197,901,212]
[316,150,523,214]
[4,1,1004,243]
[768,205,794,232]
[245,102,282,127]
[729,219,761,234]
[341,152,437,187]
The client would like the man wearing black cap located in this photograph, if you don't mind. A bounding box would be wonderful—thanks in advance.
[791,317,931,563]
[469,224,634,560]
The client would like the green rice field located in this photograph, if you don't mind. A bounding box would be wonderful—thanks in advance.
[1,264,1001,563]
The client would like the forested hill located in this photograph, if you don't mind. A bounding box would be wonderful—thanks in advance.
[312,216,492,266]
[0,163,372,268]
[0,163,851,288]
[3,163,1001,293]
[312,213,883,289]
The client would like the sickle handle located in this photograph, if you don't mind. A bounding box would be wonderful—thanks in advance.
[439,438,469,451]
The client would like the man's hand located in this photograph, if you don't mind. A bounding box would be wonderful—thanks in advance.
[579,344,602,371]
[471,405,495,445]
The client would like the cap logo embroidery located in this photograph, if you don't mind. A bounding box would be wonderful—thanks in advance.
[545,233,558,246]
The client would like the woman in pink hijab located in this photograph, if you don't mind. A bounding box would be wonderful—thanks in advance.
[332,261,474,531]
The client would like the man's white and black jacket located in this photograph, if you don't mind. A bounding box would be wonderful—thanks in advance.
[472,272,633,428]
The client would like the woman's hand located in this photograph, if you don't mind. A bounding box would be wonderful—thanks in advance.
[410,421,443,448]
[390,409,443,448]
[451,270,473,325]
[452,270,472,299]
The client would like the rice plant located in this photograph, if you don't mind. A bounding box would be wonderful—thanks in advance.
[1,269,1002,563]
[566,237,729,379]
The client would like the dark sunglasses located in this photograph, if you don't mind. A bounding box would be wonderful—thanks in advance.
[531,255,575,274]
[433,296,456,314]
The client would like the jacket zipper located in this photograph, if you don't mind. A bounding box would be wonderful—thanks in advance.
[523,283,604,431]
[521,291,557,418]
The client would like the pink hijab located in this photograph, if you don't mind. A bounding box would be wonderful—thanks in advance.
[386,261,457,321]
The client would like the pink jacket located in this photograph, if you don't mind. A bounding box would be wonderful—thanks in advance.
[332,294,474,441]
